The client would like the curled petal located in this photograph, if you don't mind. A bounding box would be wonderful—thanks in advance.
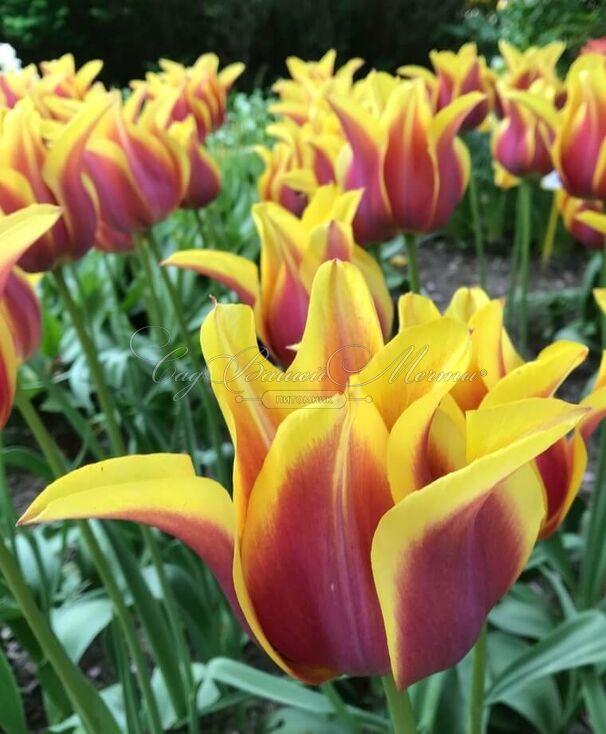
[18,454,240,615]
[372,398,587,688]
[163,250,260,307]
[0,205,60,294]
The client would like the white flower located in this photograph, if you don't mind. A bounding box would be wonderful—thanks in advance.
[0,43,22,73]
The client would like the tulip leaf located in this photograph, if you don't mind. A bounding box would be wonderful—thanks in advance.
[198,658,388,730]
[488,632,562,734]
[487,610,606,703]
[0,644,28,734]
[51,595,113,663]
[489,583,557,639]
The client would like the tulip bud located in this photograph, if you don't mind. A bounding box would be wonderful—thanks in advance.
[0,97,110,271]
[553,58,606,200]
[84,91,189,234]
[492,85,555,181]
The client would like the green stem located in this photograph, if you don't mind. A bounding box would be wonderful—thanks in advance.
[135,236,164,334]
[14,384,65,478]
[142,525,194,691]
[468,624,487,734]
[516,181,532,355]
[0,540,122,733]
[80,523,164,734]
[147,231,228,485]
[52,267,125,456]
[382,675,417,734]
[321,682,362,733]
[541,192,559,265]
[0,433,17,549]
[468,167,486,288]
[404,234,421,294]
[505,209,521,327]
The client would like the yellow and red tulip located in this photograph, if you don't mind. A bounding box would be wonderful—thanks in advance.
[397,287,606,538]
[329,81,482,241]
[20,259,587,688]
[270,50,363,125]
[400,43,495,130]
[498,40,566,107]
[164,185,394,364]
[552,57,606,201]
[133,54,244,141]
[84,91,189,235]
[557,191,605,250]
[0,205,61,428]
[0,97,109,271]
[491,84,556,184]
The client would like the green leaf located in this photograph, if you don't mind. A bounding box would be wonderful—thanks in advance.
[265,707,348,733]
[51,595,113,663]
[580,669,606,734]
[104,525,188,718]
[488,632,562,734]
[0,644,28,734]
[487,611,606,703]
[489,583,557,639]
[198,658,388,730]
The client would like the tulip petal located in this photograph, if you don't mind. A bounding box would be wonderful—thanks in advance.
[397,293,441,330]
[357,316,471,430]
[0,309,18,429]
[163,250,260,307]
[0,205,61,295]
[329,96,394,244]
[18,454,239,613]
[241,400,392,679]
[290,260,384,392]
[200,303,287,525]
[372,398,586,689]
[480,341,588,408]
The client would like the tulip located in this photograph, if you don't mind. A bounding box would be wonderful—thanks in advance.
[498,40,566,107]
[399,43,495,129]
[133,54,244,141]
[397,288,606,538]
[164,186,394,364]
[0,97,110,272]
[552,57,606,201]
[491,84,556,183]
[270,50,363,125]
[20,259,586,688]
[329,81,482,243]
[0,64,37,107]
[256,119,342,217]
[0,205,61,428]
[557,191,605,250]
[84,91,189,235]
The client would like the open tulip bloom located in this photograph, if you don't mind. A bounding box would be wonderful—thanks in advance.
[21,259,595,690]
